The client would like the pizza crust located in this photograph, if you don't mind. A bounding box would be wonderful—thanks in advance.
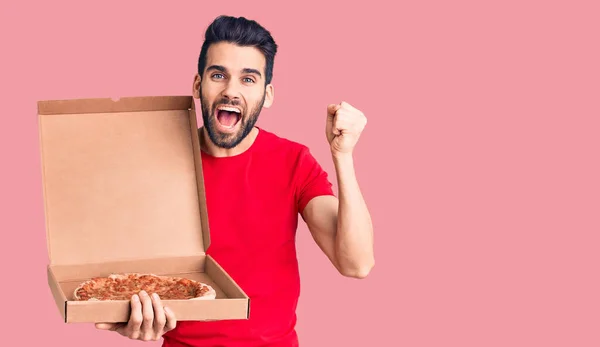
[73,273,217,301]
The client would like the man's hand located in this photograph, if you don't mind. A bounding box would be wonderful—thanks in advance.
[95,291,176,341]
[326,101,368,156]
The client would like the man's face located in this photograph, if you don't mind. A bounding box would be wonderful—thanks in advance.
[194,42,274,149]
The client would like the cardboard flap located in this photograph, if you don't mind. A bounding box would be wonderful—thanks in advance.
[38,96,209,265]
[38,96,194,115]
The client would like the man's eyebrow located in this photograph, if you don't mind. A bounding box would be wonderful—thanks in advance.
[242,68,262,78]
[206,65,227,73]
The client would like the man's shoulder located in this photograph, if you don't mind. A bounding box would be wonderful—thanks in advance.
[258,127,311,155]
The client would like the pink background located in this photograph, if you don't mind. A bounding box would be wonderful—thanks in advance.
[1,0,599,346]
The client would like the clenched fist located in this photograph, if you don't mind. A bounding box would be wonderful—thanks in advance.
[326,101,367,156]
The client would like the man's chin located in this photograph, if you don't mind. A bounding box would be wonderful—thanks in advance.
[206,124,245,149]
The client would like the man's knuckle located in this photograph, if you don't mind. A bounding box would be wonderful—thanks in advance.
[130,312,143,324]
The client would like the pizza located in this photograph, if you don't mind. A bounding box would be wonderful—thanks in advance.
[73,273,217,301]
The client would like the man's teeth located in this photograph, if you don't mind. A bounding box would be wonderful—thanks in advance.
[218,106,241,113]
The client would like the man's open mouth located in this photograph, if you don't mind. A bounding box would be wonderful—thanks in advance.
[216,106,242,129]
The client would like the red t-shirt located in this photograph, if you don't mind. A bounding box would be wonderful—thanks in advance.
[163,127,335,347]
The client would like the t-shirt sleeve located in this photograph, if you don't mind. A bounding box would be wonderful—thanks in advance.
[295,146,336,214]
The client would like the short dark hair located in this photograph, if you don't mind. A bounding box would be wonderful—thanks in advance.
[198,15,278,85]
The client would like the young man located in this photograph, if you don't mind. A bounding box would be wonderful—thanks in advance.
[95,15,374,347]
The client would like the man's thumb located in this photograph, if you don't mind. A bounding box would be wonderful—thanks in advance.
[95,323,117,330]
[327,103,340,116]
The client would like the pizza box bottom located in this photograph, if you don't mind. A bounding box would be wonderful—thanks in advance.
[47,254,250,323]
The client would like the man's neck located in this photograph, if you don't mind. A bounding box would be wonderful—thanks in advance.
[200,126,259,157]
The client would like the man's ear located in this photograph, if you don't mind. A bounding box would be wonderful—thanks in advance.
[263,84,274,108]
[192,73,201,99]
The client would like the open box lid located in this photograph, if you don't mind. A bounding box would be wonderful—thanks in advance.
[37,96,211,266]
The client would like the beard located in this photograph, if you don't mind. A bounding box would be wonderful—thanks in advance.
[200,87,266,149]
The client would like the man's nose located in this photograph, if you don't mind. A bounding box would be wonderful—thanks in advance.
[221,79,242,100]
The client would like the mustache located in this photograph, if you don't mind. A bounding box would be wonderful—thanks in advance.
[215,99,242,107]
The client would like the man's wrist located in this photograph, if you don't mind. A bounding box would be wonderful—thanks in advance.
[332,150,354,168]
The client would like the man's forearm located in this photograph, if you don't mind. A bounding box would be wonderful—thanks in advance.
[332,152,374,278]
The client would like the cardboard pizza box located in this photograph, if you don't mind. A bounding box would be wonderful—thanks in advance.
[38,95,250,323]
